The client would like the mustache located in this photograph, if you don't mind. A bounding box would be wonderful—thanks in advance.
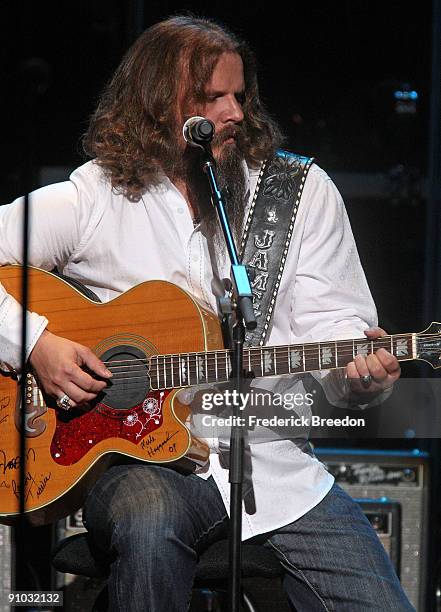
[212,125,242,147]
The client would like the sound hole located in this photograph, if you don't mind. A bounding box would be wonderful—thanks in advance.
[98,344,150,410]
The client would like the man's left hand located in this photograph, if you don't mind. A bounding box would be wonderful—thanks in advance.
[346,326,401,398]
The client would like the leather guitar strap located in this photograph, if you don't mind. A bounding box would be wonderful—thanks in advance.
[239,150,314,347]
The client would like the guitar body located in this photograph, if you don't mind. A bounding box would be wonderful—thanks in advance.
[0,266,220,525]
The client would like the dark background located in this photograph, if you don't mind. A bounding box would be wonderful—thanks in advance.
[1,1,431,173]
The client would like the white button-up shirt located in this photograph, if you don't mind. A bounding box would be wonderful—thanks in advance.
[0,159,377,539]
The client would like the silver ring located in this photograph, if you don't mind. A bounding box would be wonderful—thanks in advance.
[56,393,72,411]
[361,374,372,388]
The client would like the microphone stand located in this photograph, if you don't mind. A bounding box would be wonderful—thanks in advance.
[197,142,256,612]
[16,58,42,602]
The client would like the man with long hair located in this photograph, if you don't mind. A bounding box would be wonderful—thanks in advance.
[0,16,413,611]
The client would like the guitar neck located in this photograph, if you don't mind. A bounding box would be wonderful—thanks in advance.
[149,332,416,390]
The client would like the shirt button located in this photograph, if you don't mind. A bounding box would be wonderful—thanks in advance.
[192,254,199,262]
[177,207,184,214]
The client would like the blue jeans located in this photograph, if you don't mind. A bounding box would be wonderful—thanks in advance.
[83,464,415,611]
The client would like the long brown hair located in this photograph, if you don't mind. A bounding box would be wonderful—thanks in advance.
[83,15,283,202]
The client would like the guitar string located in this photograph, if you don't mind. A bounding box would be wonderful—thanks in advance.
[70,335,435,390]
[97,332,423,366]
[102,344,416,371]
[94,335,434,382]
[105,355,371,375]
[104,364,411,383]
[94,373,408,391]
[98,348,428,385]
[100,340,414,368]
[102,359,417,384]
[104,362,428,385]
[104,360,398,379]
[103,348,419,374]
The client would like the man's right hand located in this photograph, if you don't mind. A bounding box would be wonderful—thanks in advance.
[29,329,113,408]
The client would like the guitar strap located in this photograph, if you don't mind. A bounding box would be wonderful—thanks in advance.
[239,150,314,347]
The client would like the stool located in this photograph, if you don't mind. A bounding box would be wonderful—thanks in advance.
[52,532,290,611]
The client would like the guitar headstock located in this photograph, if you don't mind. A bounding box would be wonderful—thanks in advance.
[417,322,441,369]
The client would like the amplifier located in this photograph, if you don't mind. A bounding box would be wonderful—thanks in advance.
[315,448,429,612]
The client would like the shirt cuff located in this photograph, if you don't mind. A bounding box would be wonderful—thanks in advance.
[0,294,48,373]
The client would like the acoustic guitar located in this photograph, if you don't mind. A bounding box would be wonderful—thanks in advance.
[0,266,439,525]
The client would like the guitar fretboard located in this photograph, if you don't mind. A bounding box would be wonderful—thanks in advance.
[149,333,415,390]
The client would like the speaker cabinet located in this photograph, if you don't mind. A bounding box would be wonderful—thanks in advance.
[315,448,429,611]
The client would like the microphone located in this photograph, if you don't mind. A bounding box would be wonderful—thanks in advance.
[183,116,215,147]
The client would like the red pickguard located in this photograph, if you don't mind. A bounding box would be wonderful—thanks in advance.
[50,390,169,465]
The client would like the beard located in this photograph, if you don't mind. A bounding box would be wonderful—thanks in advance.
[180,126,248,250]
